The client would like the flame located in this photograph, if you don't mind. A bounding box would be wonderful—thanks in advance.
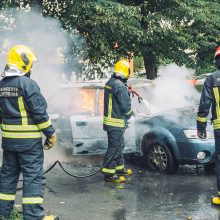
[78,89,96,114]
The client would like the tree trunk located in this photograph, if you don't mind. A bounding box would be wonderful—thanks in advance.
[143,54,157,80]
[29,0,43,10]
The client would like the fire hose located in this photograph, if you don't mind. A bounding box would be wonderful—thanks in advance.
[43,86,142,179]
[16,86,142,189]
[16,123,127,190]
[44,124,127,178]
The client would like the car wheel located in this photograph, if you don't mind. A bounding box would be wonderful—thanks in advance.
[144,140,177,174]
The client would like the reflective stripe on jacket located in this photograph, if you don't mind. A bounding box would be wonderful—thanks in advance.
[103,75,133,131]
[197,70,220,130]
[0,73,55,149]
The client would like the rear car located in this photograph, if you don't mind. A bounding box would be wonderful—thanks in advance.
[49,79,215,174]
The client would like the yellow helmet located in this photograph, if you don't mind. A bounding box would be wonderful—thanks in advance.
[114,59,130,79]
[7,45,38,73]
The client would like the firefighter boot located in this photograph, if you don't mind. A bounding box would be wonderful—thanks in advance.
[211,192,220,205]
[105,174,126,183]
[43,215,59,220]
[116,168,133,176]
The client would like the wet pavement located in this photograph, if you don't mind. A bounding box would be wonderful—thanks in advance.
[2,147,220,220]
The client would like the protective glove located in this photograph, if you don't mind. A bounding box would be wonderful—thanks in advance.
[44,133,57,150]
[197,129,207,140]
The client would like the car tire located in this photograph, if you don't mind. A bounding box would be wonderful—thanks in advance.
[143,140,178,174]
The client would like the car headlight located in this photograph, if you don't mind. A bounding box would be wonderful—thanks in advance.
[183,129,214,139]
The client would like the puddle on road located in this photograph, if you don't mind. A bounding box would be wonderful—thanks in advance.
[44,158,220,220]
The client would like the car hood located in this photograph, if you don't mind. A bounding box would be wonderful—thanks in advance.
[137,106,213,130]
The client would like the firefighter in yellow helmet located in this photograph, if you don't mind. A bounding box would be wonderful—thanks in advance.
[0,45,58,220]
[196,46,220,206]
[102,59,133,182]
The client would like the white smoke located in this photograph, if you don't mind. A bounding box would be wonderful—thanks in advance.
[0,9,84,109]
[0,8,85,165]
[145,63,200,112]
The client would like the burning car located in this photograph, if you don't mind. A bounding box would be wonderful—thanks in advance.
[49,78,215,174]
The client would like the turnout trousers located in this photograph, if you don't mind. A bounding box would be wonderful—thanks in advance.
[102,130,125,176]
[0,142,44,220]
[215,130,220,191]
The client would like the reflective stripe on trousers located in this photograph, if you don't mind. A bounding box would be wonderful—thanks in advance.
[0,193,16,201]
[22,197,43,204]
[196,116,207,123]
[116,164,125,171]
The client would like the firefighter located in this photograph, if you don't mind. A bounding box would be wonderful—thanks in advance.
[102,59,133,182]
[196,46,220,205]
[0,45,58,220]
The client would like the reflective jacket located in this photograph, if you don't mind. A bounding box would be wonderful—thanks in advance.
[197,70,220,131]
[103,75,133,131]
[0,68,55,151]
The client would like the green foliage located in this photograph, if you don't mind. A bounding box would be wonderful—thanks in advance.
[45,0,220,78]
[195,65,216,76]
[8,209,23,220]
[1,0,220,79]
[133,56,144,72]
[43,0,142,62]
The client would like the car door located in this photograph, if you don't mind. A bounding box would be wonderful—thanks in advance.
[95,88,136,154]
[71,88,108,155]
[71,87,136,155]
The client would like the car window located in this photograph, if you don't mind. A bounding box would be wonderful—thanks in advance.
[48,87,97,116]
[78,88,97,115]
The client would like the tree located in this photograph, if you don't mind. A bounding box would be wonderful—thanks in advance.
[1,0,220,79]
[117,0,220,78]
[41,0,220,79]
[41,0,142,78]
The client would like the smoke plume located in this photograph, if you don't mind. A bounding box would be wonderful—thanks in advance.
[140,63,200,113]
[0,8,84,165]
[0,8,84,105]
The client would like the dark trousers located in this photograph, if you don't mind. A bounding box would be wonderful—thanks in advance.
[214,130,220,191]
[0,143,44,220]
[102,130,125,175]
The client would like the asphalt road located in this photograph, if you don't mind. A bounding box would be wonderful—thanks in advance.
[1,147,220,220]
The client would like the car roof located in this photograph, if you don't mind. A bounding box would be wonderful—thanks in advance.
[61,77,154,89]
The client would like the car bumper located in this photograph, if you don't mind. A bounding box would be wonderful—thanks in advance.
[176,139,215,165]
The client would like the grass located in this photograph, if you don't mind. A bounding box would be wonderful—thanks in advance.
[7,209,23,220]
